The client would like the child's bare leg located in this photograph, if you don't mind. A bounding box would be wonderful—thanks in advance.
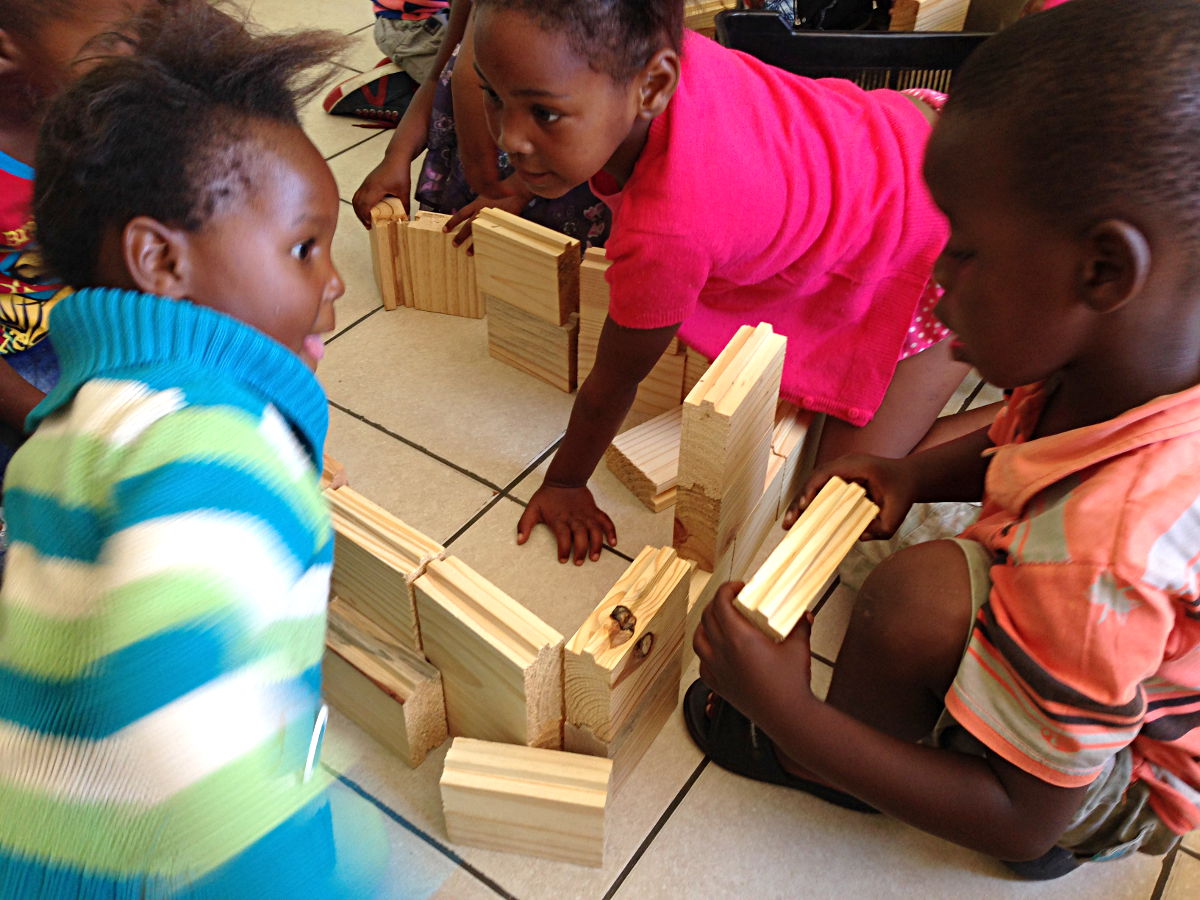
[816,340,970,465]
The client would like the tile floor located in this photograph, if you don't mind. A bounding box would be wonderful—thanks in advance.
[249,2,1200,896]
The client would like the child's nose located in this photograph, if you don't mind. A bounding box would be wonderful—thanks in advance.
[326,263,345,303]
[495,110,535,157]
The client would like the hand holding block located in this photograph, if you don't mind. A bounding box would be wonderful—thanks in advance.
[472,207,580,325]
[440,737,611,867]
[734,476,878,641]
[369,198,409,311]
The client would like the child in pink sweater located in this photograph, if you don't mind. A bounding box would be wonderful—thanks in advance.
[468,0,971,564]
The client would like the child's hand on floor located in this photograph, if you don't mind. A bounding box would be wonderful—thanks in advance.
[694,582,816,728]
[786,454,918,539]
[517,482,617,564]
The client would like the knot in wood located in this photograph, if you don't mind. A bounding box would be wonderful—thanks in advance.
[634,632,654,659]
[609,605,637,646]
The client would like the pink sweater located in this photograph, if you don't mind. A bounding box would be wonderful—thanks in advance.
[590,32,947,426]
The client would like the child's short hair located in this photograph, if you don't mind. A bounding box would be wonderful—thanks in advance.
[946,0,1200,266]
[472,0,684,83]
[33,0,346,288]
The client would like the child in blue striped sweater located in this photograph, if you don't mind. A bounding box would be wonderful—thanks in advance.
[0,2,386,896]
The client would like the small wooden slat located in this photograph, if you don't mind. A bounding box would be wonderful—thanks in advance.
[674,323,786,571]
[403,211,483,318]
[889,0,969,32]
[682,346,710,399]
[414,556,564,748]
[323,597,447,767]
[440,737,611,867]
[369,198,408,311]
[604,406,682,512]
[485,294,578,393]
[472,208,581,326]
[734,476,879,641]
[563,547,692,792]
[577,246,610,384]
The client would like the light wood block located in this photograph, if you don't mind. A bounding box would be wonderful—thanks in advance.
[323,597,447,767]
[578,246,610,384]
[327,485,445,653]
[369,198,408,311]
[472,207,580,326]
[684,0,736,36]
[404,211,483,318]
[605,406,682,512]
[682,346,710,399]
[734,476,878,641]
[563,547,692,792]
[631,344,687,419]
[674,323,787,571]
[890,0,970,31]
[414,556,565,748]
[485,294,579,392]
[440,737,611,867]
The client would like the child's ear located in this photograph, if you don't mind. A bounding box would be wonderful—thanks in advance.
[635,49,680,120]
[0,29,26,78]
[1080,219,1150,314]
[122,216,193,299]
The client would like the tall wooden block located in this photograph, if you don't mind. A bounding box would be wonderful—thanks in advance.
[369,198,408,311]
[440,738,611,867]
[682,346,710,398]
[327,485,445,653]
[674,323,786,571]
[322,598,447,767]
[631,343,687,419]
[404,211,483,318]
[577,246,610,383]
[605,406,682,512]
[564,547,692,792]
[472,207,580,325]
[414,556,564,748]
[486,294,578,393]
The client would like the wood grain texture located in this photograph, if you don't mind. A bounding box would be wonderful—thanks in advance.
[889,0,970,31]
[485,294,578,393]
[472,207,580,325]
[369,198,409,311]
[605,406,682,512]
[404,211,483,318]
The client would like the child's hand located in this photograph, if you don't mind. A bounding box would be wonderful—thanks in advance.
[516,482,617,564]
[694,582,815,727]
[444,179,533,248]
[351,85,435,227]
[785,454,917,539]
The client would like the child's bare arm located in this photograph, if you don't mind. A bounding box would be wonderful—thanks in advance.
[517,317,679,563]
[0,357,46,433]
[450,8,508,200]
[696,586,1087,861]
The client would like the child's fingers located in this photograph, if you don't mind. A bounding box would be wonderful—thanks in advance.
[552,521,574,563]
[515,504,539,545]
[599,510,618,548]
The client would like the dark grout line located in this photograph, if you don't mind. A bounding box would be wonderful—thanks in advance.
[957,377,988,415]
[332,60,362,75]
[1150,842,1181,899]
[347,22,374,36]
[323,129,388,165]
[810,575,842,617]
[602,543,635,564]
[1180,845,1200,860]
[328,768,518,900]
[442,493,510,549]
[812,651,836,668]
[328,400,508,495]
[601,758,710,900]
[324,306,381,346]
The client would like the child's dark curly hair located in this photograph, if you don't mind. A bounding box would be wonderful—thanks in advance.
[33,0,347,288]
[472,0,684,83]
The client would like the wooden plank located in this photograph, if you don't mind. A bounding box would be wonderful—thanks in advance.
[604,406,682,512]
[674,323,786,571]
[563,547,692,792]
[323,597,447,767]
[369,198,408,311]
[486,294,578,393]
[734,476,878,641]
[414,556,565,748]
[440,737,611,867]
[889,0,969,31]
[631,346,687,419]
[681,346,710,399]
[578,246,610,384]
[403,211,484,319]
[472,207,580,326]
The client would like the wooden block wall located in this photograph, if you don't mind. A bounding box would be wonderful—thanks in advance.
[440,737,611,867]
[604,406,682,512]
[485,294,578,393]
[369,198,408,311]
[890,0,970,31]
[404,211,483,318]
[472,208,580,326]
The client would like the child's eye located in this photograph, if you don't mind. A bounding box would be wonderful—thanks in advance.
[943,246,974,262]
[533,106,562,124]
[481,84,500,106]
[291,239,315,261]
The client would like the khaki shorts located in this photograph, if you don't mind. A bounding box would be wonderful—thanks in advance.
[374,14,446,84]
[928,539,1181,862]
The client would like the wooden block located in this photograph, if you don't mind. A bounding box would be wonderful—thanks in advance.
[577,247,610,383]
[320,453,347,492]
[486,294,578,392]
[674,323,787,571]
[403,211,483,318]
[682,346,710,399]
[323,597,447,767]
[472,207,580,325]
[440,737,611,867]
[682,568,716,668]
[605,406,682,512]
[631,347,687,419]
[734,477,878,641]
[369,198,408,311]
[684,0,735,36]
[889,0,969,31]
[327,485,445,653]
[563,547,692,792]
[414,556,564,748]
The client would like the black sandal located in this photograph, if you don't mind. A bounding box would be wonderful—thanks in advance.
[682,679,878,814]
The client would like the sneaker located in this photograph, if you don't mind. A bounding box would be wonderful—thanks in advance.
[322,60,419,125]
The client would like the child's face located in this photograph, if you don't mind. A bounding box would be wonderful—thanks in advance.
[472,7,646,198]
[182,122,343,371]
[924,118,1092,389]
[19,1,151,96]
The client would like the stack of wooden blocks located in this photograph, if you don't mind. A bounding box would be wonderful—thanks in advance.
[889,0,970,31]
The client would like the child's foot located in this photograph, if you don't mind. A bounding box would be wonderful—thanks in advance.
[682,679,878,813]
[1001,846,1081,880]
[322,60,418,125]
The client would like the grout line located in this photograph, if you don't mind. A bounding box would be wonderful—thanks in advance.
[328,768,518,900]
[600,758,711,900]
[441,437,562,546]
[957,377,988,415]
[1180,845,1200,860]
[347,22,375,36]
[812,650,836,668]
[441,492,509,549]
[1150,842,1181,900]
[602,544,635,563]
[332,60,362,75]
[327,400,507,495]
[810,575,842,617]
[324,306,381,346]
[323,129,388,165]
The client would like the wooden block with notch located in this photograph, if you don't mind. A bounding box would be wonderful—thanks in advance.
[414,556,565,748]
[605,406,682,512]
[674,323,786,571]
[485,294,579,392]
[326,484,445,653]
[563,546,692,793]
[472,207,580,325]
[734,476,878,641]
[323,597,447,767]
[577,246,610,383]
[682,346,711,399]
[404,211,483,318]
[369,198,409,311]
[631,343,687,419]
[440,737,611,867]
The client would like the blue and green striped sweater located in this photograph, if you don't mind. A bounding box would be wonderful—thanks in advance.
[0,288,378,898]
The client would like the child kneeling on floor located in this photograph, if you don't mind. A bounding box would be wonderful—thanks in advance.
[0,2,387,895]
[690,0,1200,880]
